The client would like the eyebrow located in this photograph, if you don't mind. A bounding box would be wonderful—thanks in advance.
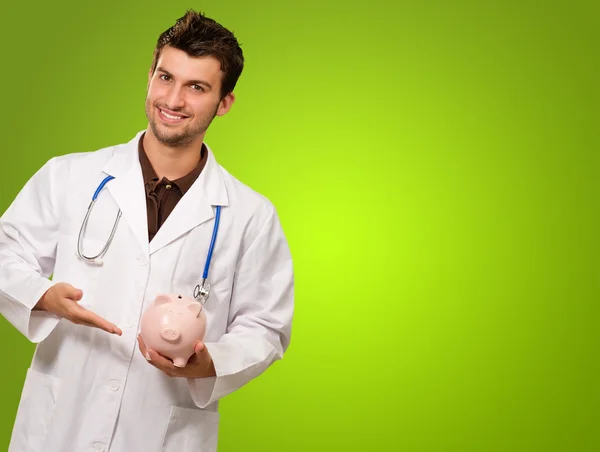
[156,67,213,90]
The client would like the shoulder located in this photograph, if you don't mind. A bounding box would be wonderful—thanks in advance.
[49,143,120,175]
[216,163,290,257]
[218,164,278,223]
[22,145,119,193]
[42,132,140,183]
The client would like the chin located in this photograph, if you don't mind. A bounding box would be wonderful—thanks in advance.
[157,131,194,148]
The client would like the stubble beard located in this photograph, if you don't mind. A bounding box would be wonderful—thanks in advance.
[145,99,219,148]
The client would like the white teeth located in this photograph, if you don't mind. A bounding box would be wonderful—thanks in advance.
[161,109,184,120]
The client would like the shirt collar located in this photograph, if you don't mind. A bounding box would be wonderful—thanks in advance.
[138,132,208,195]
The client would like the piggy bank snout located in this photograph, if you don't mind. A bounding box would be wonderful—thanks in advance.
[162,328,180,341]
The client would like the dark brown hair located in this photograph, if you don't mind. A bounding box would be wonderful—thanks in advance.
[151,10,244,99]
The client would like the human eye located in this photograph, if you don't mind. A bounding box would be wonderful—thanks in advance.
[190,84,204,92]
[159,74,171,82]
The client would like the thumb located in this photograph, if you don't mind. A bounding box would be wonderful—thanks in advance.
[194,341,206,354]
[63,284,83,301]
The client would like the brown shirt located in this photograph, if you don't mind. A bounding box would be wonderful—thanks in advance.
[138,136,208,242]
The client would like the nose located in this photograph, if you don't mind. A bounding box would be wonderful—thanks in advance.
[162,328,180,342]
[165,85,185,110]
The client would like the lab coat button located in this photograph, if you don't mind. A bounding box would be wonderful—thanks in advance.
[137,256,147,266]
[123,321,133,328]
[109,380,120,391]
[93,443,105,452]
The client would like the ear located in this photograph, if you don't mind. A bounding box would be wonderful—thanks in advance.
[147,68,155,91]
[155,294,172,307]
[216,92,235,117]
[187,302,202,317]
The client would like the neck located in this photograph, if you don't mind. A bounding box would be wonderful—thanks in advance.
[142,128,204,180]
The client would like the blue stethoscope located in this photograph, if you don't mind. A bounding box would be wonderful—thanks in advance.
[77,175,221,303]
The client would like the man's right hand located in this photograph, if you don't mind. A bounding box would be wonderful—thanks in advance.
[34,283,122,336]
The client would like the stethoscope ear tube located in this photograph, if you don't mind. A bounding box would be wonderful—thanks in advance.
[77,176,223,302]
[77,175,122,264]
[194,205,222,303]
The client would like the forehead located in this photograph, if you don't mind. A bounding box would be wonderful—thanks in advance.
[156,46,223,84]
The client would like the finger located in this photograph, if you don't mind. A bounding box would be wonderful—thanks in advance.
[137,334,145,350]
[73,306,122,335]
[78,318,122,336]
[147,349,181,376]
[137,335,152,361]
[69,288,83,302]
[194,341,205,354]
[136,338,160,369]
[61,284,83,302]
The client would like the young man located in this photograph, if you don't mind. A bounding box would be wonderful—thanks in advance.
[0,10,294,452]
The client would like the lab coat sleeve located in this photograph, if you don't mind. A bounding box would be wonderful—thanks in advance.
[187,205,294,408]
[0,158,61,343]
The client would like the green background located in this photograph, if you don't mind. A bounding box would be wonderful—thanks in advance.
[1,1,598,451]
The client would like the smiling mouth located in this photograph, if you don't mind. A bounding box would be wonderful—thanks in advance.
[158,107,188,122]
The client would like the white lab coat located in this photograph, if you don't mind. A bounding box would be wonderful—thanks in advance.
[0,131,294,452]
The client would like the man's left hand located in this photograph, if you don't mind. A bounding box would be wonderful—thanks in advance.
[137,334,216,378]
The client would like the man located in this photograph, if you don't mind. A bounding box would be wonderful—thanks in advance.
[0,10,294,452]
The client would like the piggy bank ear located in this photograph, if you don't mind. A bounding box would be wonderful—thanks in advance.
[155,294,172,307]
[187,302,202,317]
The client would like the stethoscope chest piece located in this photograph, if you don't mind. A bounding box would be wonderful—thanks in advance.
[194,281,210,304]
[80,176,222,302]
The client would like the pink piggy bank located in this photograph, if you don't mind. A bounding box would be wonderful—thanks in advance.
[140,293,207,367]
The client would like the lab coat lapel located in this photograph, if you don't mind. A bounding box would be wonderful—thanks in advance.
[148,145,229,255]
[101,131,150,257]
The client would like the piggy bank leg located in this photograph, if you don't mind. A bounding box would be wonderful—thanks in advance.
[173,356,189,368]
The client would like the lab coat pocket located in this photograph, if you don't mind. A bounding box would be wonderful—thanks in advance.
[53,233,104,308]
[161,406,220,452]
[9,368,62,452]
